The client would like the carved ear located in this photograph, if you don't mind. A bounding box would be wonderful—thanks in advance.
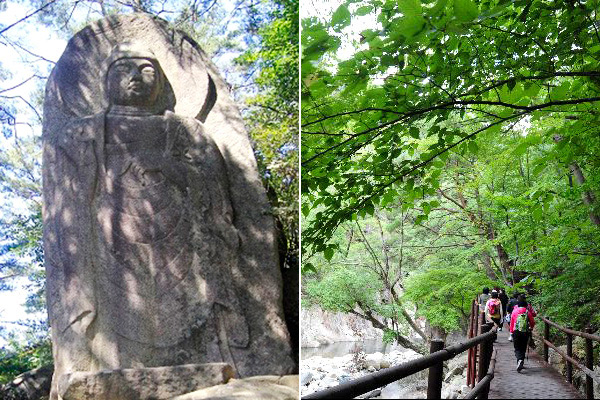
[196,73,217,123]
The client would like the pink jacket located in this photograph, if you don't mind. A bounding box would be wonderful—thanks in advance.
[510,306,535,333]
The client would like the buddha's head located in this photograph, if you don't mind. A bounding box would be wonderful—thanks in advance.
[105,43,165,109]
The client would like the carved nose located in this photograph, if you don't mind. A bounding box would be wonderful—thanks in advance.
[130,70,143,81]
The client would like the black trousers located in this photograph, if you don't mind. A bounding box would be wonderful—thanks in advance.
[491,317,502,329]
[513,331,529,361]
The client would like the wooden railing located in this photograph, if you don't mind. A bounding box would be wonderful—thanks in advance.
[466,299,485,388]
[541,316,600,399]
[302,323,498,399]
[464,349,498,400]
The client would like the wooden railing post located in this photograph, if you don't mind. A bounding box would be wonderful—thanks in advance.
[477,324,493,382]
[472,311,484,384]
[585,327,594,400]
[427,339,445,399]
[477,323,494,400]
[467,299,476,387]
[544,316,550,362]
[566,326,573,384]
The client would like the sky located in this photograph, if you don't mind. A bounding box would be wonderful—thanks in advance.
[0,1,66,345]
[302,0,379,62]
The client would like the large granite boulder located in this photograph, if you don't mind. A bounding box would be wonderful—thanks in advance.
[42,13,295,400]
[170,375,299,400]
[58,363,234,400]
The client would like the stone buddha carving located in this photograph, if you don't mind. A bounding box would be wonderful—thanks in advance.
[44,15,295,400]
[45,43,251,398]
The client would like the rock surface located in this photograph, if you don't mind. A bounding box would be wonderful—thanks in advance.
[170,375,299,400]
[0,365,53,400]
[301,306,382,347]
[58,363,234,400]
[301,341,471,399]
[300,349,422,397]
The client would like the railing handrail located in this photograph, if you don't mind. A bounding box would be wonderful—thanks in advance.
[302,329,497,399]
[463,348,497,399]
[542,337,600,386]
[541,315,597,399]
[539,316,600,342]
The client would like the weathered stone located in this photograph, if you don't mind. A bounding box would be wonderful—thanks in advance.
[170,375,299,400]
[42,13,294,400]
[444,365,465,383]
[0,365,53,400]
[364,352,384,370]
[59,363,234,400]
[299,371,313,386]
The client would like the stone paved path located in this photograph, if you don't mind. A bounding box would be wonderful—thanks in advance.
[488,326,583,399]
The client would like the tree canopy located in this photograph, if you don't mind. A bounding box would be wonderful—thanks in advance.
[301,0,600,335]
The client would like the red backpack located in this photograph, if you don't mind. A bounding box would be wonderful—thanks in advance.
[488,299,500,316]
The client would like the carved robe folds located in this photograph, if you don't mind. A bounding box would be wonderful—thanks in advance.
[45,111,249,374]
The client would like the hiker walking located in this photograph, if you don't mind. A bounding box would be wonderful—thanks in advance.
[498,289,509,321]
[506,293,519,342]
[477,287,491,314]
[509,296,536,371]
[485,290,504,331]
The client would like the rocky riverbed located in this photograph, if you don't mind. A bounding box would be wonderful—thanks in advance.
[301,347,472,399]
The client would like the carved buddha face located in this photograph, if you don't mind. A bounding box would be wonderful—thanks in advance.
[107,57,162,108]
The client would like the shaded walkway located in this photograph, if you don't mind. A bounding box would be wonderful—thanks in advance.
[488,329,583,399]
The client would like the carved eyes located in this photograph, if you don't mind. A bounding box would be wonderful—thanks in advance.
[141,66,155,75]
[112,62,156,76]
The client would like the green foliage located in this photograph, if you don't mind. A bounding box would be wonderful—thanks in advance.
[0,338,52,385]
[301,0,600,334]
[403,266,494,332]
[301,0,600,257]
[305,266,382,312]
[236,0,299,262]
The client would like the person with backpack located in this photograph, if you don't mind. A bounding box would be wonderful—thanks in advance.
[506,293,519,341]
[485,290,504,331]
[499,289,509,320]
[510,297,536,371]
[477,287,491,314]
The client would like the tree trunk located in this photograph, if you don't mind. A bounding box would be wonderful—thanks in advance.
[569,163,600,226]
[350,308,427,355]
[553,134,600,226]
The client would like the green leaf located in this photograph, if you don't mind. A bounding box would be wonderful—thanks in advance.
[428,0,448,16]
[356,5,374,16]
[532,163,545,176]
[324,247,334,261]
[468,140,479,154]
[453,0,479,22]
[414,214,428,224]
[332,4,351,32]
[409,126,420,138]
[302,262,317,274]
[398,0,422,16]
[550,81,571,101]
[423,201,432,214]
[532,206,543,221]
[302,203,311,217]
[512,141,530,156]
[390,15,427,40]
